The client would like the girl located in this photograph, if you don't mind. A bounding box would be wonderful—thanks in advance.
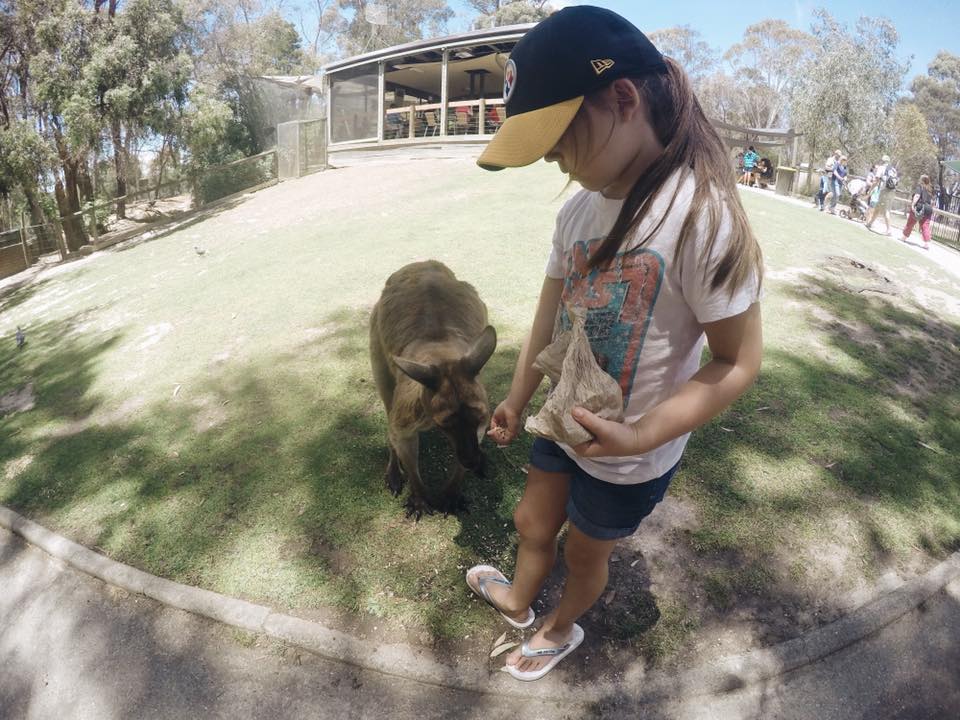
[467,5,763,682]
[902,174,935,250]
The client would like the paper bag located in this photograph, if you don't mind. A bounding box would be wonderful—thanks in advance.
[525,311,624,446]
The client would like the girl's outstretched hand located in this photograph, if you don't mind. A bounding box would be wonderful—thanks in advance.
[569,407,648,457]
[487,400,522,446]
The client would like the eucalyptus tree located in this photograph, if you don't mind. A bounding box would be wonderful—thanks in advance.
[889,101,938,188]
[648,25,717,89]
[470,0,552,29]
[85,0,192,217]
[724,19,815,130]
[792,11,907,177]
[911,52,960,192]
[335,0,453,55]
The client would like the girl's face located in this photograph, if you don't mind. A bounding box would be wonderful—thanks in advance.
[544,81,664,198]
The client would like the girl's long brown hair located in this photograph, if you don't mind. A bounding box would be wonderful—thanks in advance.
[584,58,763,296]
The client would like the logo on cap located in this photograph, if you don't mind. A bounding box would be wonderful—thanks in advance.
[503,59,517,103]
[591,59,615,75]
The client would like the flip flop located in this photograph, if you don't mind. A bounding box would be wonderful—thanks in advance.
[465,564,535,629]
[502,623,584,682]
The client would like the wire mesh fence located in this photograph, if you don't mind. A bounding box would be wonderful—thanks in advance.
[0,150,282,281]
[277,119,327,180]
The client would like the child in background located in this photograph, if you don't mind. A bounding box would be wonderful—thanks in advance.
[467,5,763,682]
[815,168,829,211]
[740,146,759,186]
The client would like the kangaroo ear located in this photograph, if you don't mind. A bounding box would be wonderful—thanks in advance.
[463,325,497,376]
[392,356,440,390]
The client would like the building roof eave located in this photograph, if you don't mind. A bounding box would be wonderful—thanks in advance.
[321,24,535,75]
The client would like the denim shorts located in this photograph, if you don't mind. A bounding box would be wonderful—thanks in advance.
[528,437,679,541]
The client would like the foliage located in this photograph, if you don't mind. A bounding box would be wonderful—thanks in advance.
[889,102,938,188]
[0,121,54,197]
[471,0,553,29]
[185,1,312,154]
[335,0,453,56]
[792,11,908,172]
[910,52,960,186]
[649,25,717,86]
[723,19,815,129]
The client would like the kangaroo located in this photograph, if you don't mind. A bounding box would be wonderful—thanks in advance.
[369,261,496,519]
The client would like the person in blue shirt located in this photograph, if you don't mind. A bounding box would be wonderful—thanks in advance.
[740,146,758,186]
[827,155,847,214]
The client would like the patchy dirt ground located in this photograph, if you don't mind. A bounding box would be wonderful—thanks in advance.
[0,382,35,417]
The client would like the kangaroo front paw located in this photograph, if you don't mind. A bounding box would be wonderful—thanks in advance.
[404,494,432,521]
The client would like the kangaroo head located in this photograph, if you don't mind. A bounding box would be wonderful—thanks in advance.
[392,326,496,475]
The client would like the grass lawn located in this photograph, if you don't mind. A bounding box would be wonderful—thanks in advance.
[1,160,959,667]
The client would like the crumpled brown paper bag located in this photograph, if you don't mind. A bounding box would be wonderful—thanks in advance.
[525,311,624,446]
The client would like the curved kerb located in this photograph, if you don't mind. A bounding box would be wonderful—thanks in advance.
[3,504,959,705]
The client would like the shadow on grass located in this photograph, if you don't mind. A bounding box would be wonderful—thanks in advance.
[662,269,960,650]
[2,273,958,680]
[0,306,535,650]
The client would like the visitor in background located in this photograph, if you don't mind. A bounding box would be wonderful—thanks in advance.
[902,174,936,250]
[865,154,895,235]
[740,146,758,186]
[814,168,830,211]
[827,155,848,214]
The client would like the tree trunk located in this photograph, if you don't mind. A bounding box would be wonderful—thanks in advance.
[154,135,168,200]
[111,118,127,218]
[23,184,51,250]
[51,125,88,249]
[124,124,136,202]
[54,177,86,252]
[79,161,95,202]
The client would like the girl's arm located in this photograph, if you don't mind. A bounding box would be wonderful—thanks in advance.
[570,302,762,457]
[488,276,564,444]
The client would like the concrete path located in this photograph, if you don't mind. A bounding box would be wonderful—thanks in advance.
[3,524,959,720]
[739,185,960,281]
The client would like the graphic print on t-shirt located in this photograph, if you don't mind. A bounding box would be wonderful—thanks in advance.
[560,237,665,404]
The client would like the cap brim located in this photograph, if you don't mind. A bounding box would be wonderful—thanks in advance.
[477,96,583,171]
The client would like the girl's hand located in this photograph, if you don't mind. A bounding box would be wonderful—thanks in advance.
[487,400,523,446]
[569,407,650,457]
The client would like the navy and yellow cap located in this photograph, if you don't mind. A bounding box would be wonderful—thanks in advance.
[478,6,666,171]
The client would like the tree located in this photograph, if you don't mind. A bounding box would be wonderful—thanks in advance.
[28,0,97,249]
[296,0,344,71]
[724,19,815,129]
[185,0,312,154]
[471,0,552,29]
[335,0,453,56]
[792,11,908,176]
[697,71,743,125]
[911,52,960,192]
[648,25,717,88]
[889,101,938,188]
[88,0,193,217]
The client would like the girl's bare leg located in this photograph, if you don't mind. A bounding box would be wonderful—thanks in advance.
[466,467,570,621]
[506,525,618,674]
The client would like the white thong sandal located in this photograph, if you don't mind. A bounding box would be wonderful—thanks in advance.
[502,623,584,682]
[465,564,535,629]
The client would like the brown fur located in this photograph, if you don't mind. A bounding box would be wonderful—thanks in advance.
[369,260,496,518]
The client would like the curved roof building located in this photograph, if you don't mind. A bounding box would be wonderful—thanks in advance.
[321,24,534,161]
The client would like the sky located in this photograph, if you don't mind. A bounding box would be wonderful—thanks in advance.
[448,0,959,83]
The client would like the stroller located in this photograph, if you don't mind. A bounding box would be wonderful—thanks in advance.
[839,177,870,222]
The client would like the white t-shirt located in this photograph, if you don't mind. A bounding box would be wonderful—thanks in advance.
[543,170,761,485]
